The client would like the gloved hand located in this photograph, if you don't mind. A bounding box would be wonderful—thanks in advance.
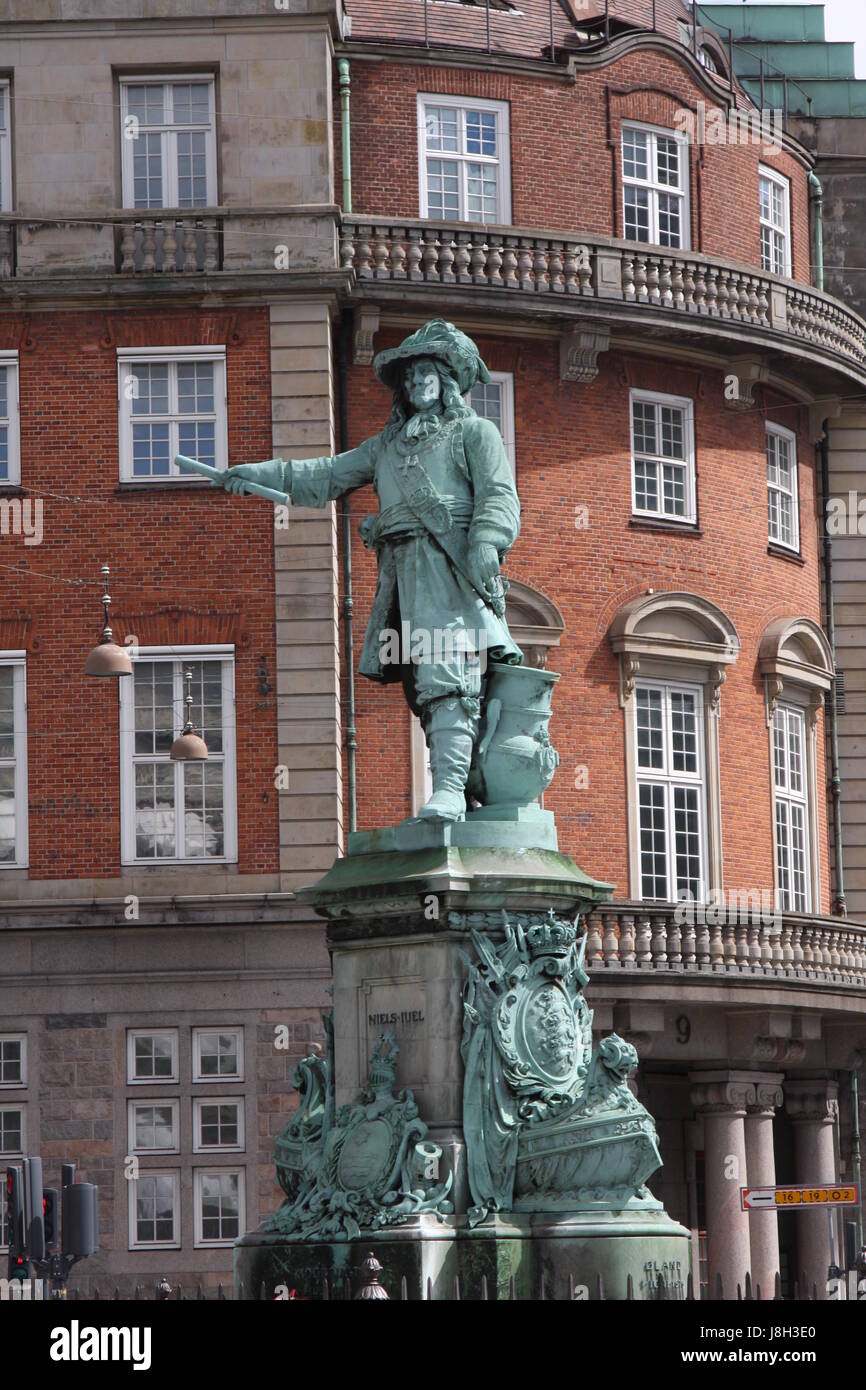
[217,459,290,496]
[468,542,501,601]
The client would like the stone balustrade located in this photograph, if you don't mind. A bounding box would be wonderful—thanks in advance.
[116,212,221,274]
[0,220,14,278]
[339,218,866,371]
[582,903,866,987]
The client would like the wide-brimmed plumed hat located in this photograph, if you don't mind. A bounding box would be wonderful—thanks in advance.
[374,318,491,394]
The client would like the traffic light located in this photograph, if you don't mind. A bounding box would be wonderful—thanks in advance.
[22,1157,44,1262]
[43,1188,59,1251]
[61,1182,98,1258]
[5,1167,23,1253]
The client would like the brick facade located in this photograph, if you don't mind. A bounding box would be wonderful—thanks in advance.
[341,52,812,282]
[0,306,279,882]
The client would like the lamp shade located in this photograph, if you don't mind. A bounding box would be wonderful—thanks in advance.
[170,729,209,761]
[85,636,133,677]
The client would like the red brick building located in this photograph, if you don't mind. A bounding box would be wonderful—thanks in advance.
[334,0,866,1296]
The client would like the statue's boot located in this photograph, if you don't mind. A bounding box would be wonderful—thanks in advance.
[417,699,477,821]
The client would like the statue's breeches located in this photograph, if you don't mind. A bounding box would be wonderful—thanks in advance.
[358,533,521,708]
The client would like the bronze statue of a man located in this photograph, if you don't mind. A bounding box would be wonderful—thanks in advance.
[220,319,523,821]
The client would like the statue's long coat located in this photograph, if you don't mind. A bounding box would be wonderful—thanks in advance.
[284,412,522,708]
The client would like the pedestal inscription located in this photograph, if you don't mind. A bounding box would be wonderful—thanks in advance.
[358,976,428,1089]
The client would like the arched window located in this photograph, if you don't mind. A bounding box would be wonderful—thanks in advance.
[610,591,740,902]
[759,617,833,913]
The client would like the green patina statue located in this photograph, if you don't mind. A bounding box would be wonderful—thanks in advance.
[213,318,547,822]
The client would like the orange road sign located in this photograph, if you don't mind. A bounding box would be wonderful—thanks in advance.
[741,1184,860,1211]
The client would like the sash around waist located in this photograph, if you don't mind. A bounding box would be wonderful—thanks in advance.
[363,497,474,544]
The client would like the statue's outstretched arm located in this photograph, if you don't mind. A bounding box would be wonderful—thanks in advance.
[219,438,377,507]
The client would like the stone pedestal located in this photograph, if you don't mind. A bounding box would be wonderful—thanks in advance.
[235,1209,691,1302]
[235,810,691,1299]
[787,1078,840,1299]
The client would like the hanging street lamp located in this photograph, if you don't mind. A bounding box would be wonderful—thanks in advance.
[84,563,133,677]
[170,667,209,761]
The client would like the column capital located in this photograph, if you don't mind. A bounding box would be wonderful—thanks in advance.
[689,1069,757,1116]
[785,1077,839,1125]
[746,1072,784,1116]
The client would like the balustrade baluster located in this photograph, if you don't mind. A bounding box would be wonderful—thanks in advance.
[487,234,503,287]
[577,245,593,295]
[141,220,157,274]
[646,257,661,304]
[533,240,550,292]
[390,229,407,279]
[406,228,423,280]
[423,234,442,280]
[800,922,814,973]
[203,220,219,272]
[716,268,730,317]
[681,917,696,969]
[438,237,455,283]
[562,242,579,293]
[708,917,724,971]
[454,231,472,283]
[781,923,795,974]
[549,240,564,292]
[682,261,696,310]
[635,916,652,968]
[162,220,178,272]
[721,922,737,969]
[602,912,620,967]
[622,253,635,300]
[734,921,750,971]
[181,221,198,273]
[791,923,805,976]
[372,226,390,278]
[518,237,534,291]
[339,224,355,270]
[695,916,710,970]
[659,258,673,307]
[501,236,519,288]
[585,915,603,967]
[356,224,373,278]
[470,237,488,285]
[667,916,682,969]
[670,259,685,309]
[120,221,137,274]
[634,254,648,302]
[620,913,636,967]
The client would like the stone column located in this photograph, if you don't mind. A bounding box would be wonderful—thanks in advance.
[690,1071,756,1298]
[745,1075,784,1299]
[786,1078,840,1299]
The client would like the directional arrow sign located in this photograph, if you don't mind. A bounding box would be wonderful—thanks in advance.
[741,1184,860,1211]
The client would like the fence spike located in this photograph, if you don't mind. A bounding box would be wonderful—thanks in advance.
[426,1276,432,1302]
[745,1270,752,1301]
[774,1272,783,1301]
[509,1274,516,1301]
[598,1272,606,1301]
[656,1273,665,1301]
[401,1275,408,1302]
[453,1274,461,1301]
[481,1274,488,1302]
[755,1282,761,1302]
[700,1280,707,1300]
[627,1273,634,1301]
[686,1272,694,1301]
[737,1283,742,1300]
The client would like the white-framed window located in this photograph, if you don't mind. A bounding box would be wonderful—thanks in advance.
[127,1030,179,1085]
[622,122,689,249]
[467,372,516,477]
[119,647,237,865]
[630,390,696,522]
[193,1098,244,1152]
[634,680,707,901]
[128,1099,180,1153]
[120,78,217,210]
[0,1035,25,1088]
[766,422,799,551]
[0,1104,25,1155]
[417,95,511,223]
[0,655,28,867]
[0,353,20,487]
[192,1028,243,1082]
[0,82,11,212]
[129,1170,180,1249]
[117,347,227,482]
[773,703,811,913]
[759,166,791,277]
[194,1169,244,1247]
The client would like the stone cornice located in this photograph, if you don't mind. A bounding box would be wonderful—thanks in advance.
[689,1070,757,1115]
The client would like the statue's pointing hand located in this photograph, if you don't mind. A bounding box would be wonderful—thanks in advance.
[218,459,289,497]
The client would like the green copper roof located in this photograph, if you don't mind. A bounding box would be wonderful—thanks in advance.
[700,3,866,117]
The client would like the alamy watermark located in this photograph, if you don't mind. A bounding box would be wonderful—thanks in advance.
[673,102,783,157]
[0,496,42,546]
[674,888,781,930]
[826,492,866,536]
[378,623,488,674]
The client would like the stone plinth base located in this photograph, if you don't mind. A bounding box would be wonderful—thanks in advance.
[234,1209,692,1301]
